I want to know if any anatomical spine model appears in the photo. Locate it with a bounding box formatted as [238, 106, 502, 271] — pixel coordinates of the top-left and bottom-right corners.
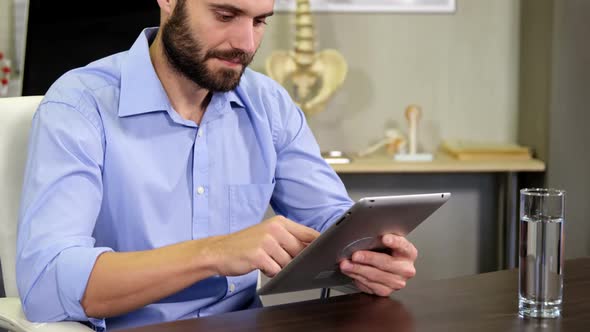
[266, 0, 348, 116]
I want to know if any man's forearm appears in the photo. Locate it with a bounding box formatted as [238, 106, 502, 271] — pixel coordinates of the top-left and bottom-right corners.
[80, 215, 320, 318]
[81, 238, 219, 318]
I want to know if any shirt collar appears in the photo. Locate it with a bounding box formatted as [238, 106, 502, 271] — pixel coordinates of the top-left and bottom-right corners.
[118, 28, 171, 117]
[213, 90, 245, 110]
[118, 27, 245, 118]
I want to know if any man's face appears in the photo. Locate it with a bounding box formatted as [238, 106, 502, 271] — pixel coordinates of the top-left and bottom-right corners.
[161, 0, 274, 92]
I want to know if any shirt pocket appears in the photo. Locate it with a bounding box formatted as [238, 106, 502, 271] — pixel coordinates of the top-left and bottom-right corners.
[229, 184, 275, 233]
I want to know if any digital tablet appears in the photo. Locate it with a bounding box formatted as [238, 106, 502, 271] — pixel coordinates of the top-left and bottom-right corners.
[257, 192, 451, 295]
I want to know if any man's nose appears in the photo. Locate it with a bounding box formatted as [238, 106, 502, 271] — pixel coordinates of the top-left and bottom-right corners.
[230, 22, 257, 54]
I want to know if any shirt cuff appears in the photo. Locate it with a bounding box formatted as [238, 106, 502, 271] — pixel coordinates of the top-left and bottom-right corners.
[226, 270, 258, 297]
[56, 246, 113, 322]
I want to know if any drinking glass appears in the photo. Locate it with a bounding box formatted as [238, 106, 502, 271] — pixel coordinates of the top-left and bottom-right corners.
[519, 188, 565, 318]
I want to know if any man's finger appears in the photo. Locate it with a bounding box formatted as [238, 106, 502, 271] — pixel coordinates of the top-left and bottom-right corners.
[340, 259, 406, 288]
[347, 272, 394, 297]
[260, 254, 282, 277]
[276, 229, 307, 258]
[267, 218, 313, 256]
[353, 279, 374, 295]
[265, 238, 293, 268]
[351, 251, 416, 279]
[281, 218, 320, 243]
[382, 234, 418, 260]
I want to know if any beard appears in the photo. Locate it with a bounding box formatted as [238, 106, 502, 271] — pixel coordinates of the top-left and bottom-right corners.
[161, 0, 254, 92]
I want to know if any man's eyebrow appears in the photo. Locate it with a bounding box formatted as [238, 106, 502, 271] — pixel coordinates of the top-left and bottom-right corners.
[208, 3, 274, 19]
[255, 11, 274, 20]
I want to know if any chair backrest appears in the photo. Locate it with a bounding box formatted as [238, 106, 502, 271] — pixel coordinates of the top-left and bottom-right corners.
[0, 96, 44, 298]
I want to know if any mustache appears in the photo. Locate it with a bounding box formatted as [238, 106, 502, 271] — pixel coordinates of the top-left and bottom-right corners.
[205, 49, 252, 66]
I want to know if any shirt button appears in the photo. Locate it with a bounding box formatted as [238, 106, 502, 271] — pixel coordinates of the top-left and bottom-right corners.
[197, 130, 204, 138]
[229, 283, 236, 293]
[197, 186, 205, 195]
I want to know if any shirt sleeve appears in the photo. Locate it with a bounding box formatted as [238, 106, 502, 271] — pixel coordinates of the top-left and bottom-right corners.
[16, 100, 113, 329]
[269, 87, 354, 232]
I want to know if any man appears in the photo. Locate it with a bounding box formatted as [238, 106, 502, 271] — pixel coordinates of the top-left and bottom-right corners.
[16, 0, 418, 330]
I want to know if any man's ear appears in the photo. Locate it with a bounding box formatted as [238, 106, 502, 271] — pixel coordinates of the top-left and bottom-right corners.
[156, 0, 174, 15]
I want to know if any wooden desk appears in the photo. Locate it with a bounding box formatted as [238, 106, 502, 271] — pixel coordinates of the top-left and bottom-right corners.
[120, 258, 589, 332]
[330, 154, 545, 174]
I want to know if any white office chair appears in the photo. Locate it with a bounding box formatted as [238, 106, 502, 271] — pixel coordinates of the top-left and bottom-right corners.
[0, 96, 92, 332]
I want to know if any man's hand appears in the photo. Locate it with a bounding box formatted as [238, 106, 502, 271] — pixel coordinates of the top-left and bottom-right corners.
[339, 234, 417, 297]
[207, 216, 320, 277]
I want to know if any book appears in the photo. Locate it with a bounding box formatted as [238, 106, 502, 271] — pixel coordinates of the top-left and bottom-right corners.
[441, 140, 532, 161]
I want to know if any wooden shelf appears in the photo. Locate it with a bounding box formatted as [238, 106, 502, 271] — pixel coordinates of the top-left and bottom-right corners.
[330, 153, 546, 174]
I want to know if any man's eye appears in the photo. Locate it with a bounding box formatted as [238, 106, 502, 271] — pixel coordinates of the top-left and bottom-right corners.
[216, 13, 234, 22]
[254, 18, 268, 27]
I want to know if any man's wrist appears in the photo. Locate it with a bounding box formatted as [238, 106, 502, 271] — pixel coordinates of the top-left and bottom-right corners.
[189, 236, 224, 276]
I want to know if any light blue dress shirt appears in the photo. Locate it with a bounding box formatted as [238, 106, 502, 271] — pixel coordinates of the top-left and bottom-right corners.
[16, 28, 353, 330]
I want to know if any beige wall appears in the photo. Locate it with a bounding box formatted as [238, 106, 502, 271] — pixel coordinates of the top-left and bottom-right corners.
[0, 0, 14, 60]
[251, 0, 521, 153]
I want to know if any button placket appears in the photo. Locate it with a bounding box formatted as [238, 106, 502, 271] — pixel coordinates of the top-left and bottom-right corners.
[192, 124, 209, 239]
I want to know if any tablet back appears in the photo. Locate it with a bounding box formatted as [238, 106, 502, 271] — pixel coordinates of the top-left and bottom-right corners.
[257, 192, 451, 295]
